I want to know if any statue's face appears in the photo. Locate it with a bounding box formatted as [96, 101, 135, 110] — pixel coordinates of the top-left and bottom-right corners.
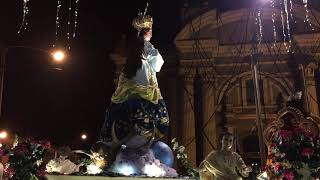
[281, 112, 299, 127]
[221, 135, 233, 150]
[144, 29, 152, 41]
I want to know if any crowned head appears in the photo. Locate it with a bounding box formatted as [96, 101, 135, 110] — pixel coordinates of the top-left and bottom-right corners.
[132, 13, 153, 31]
[132, 14, 153, 41]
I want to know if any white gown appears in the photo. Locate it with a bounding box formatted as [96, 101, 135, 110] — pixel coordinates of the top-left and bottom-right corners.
[132, 41, 164, 86]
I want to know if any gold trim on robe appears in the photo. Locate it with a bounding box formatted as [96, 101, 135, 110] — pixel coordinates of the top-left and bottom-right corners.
[111, 73, 162, 104]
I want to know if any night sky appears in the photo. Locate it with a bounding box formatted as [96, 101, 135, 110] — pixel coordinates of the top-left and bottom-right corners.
[0, 0, 257, 147]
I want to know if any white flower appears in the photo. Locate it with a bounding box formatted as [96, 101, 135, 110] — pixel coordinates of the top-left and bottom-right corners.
[36, 159, 43, 166]
[171, 138, 177, 143]
[177, 154, 181, 159]
[178, 146, 185, 153]
[183, 154, 188, 159]
[173, 143, 179, 151]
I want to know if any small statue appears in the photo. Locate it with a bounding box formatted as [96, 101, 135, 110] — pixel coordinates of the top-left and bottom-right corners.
[198, 132, 252, 180]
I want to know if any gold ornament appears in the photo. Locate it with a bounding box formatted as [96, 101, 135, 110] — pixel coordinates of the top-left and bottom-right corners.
[132, 14, 153, 31]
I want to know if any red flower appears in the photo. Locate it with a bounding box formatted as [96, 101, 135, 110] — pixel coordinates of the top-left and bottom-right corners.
[279, 130, 293, 143]
[13, 143, 29, 155]
[293, 128, 305, 135]
[283, 170, 294, 180]
[0, 148, 4, 156]
[36, 166, 46, 177]
[268, 154, 274, 159]
[27, 137, 38, 144]
[4, 166, 16, 177]
[301, 148, 314, 156]
[41, 140, 51, 150]
[274, 162, 281, 172]
[304, 130, 315, 139]
[270, 143, 277, 148]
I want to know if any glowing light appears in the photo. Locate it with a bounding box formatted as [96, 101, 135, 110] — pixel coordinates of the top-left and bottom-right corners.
[67, 0, 72, 50]
[257, 9, 263, 44]
[284, 0, 292, 51]
[280, 0, 288, 50]
[143, 163, 166, 177]
[52, 50, 65, 62]
[92, 153, 106, 170]
[18, 0, 30, 34]
[112, 163, 137, 176]
[81, 134, 87, 140]
[259, 0, 314, 50]
[303, 0, 314, 30]
[289, 0, 295, 22]
[73, 0, 80, 38]
[54, 0, 62, 47]
[71, 150, 106, 174]
[0, 131, 8, 139]
[86, 163, 103, 174]
[271, 0, 277, 47]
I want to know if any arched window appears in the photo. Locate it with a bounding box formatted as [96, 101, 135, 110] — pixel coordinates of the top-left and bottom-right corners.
[246, 79, 264, 105]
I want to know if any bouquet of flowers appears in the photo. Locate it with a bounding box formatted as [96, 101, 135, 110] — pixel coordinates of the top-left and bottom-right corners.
[1, 135, 51, 180]
[266, 127, 320, 180]
[171, 138, 198, 178]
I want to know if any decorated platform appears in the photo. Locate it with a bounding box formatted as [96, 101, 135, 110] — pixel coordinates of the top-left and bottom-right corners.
[46, 175, 194, 180]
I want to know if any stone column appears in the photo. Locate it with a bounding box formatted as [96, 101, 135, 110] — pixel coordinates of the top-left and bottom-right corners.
[180, 77, 197, 167]
[305, 64, 319, 117]
[202, 80, 218, 157]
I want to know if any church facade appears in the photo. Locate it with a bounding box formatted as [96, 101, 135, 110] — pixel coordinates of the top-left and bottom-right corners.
[111, 3, 320, 167]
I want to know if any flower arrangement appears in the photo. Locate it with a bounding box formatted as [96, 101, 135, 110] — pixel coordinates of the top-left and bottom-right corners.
[1, 135, 51, 180]
[171, 138, 198, 178]
[45, 147, 106, 175]
[266, 127, 320, 180]
[72, 150, 106, 175]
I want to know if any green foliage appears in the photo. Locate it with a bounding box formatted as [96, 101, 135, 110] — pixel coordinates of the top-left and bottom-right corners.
[171, 138, 199, 178]
[1, 135, 51, 180]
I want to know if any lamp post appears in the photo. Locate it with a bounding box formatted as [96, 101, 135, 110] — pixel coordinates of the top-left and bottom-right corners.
[249, 2, 268, 166]
[0, 46, 66, 118]
[251, 37, 267, 166]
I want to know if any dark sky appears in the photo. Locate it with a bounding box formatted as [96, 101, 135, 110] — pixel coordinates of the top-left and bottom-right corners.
[0, 0, 262, 147]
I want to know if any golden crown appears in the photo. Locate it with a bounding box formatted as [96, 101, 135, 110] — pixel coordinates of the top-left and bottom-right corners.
[132, 14, 153, 31]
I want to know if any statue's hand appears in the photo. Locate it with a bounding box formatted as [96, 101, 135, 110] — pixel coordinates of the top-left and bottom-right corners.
[194, 167, 206, 173]
[244, 166, 252, 172]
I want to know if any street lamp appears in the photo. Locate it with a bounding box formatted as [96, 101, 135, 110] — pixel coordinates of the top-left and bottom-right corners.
[0, 46, 66, 118]
[0, 130, 7, 139]
[52, 50, 65, 62]
[81, 133, 87, 140]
